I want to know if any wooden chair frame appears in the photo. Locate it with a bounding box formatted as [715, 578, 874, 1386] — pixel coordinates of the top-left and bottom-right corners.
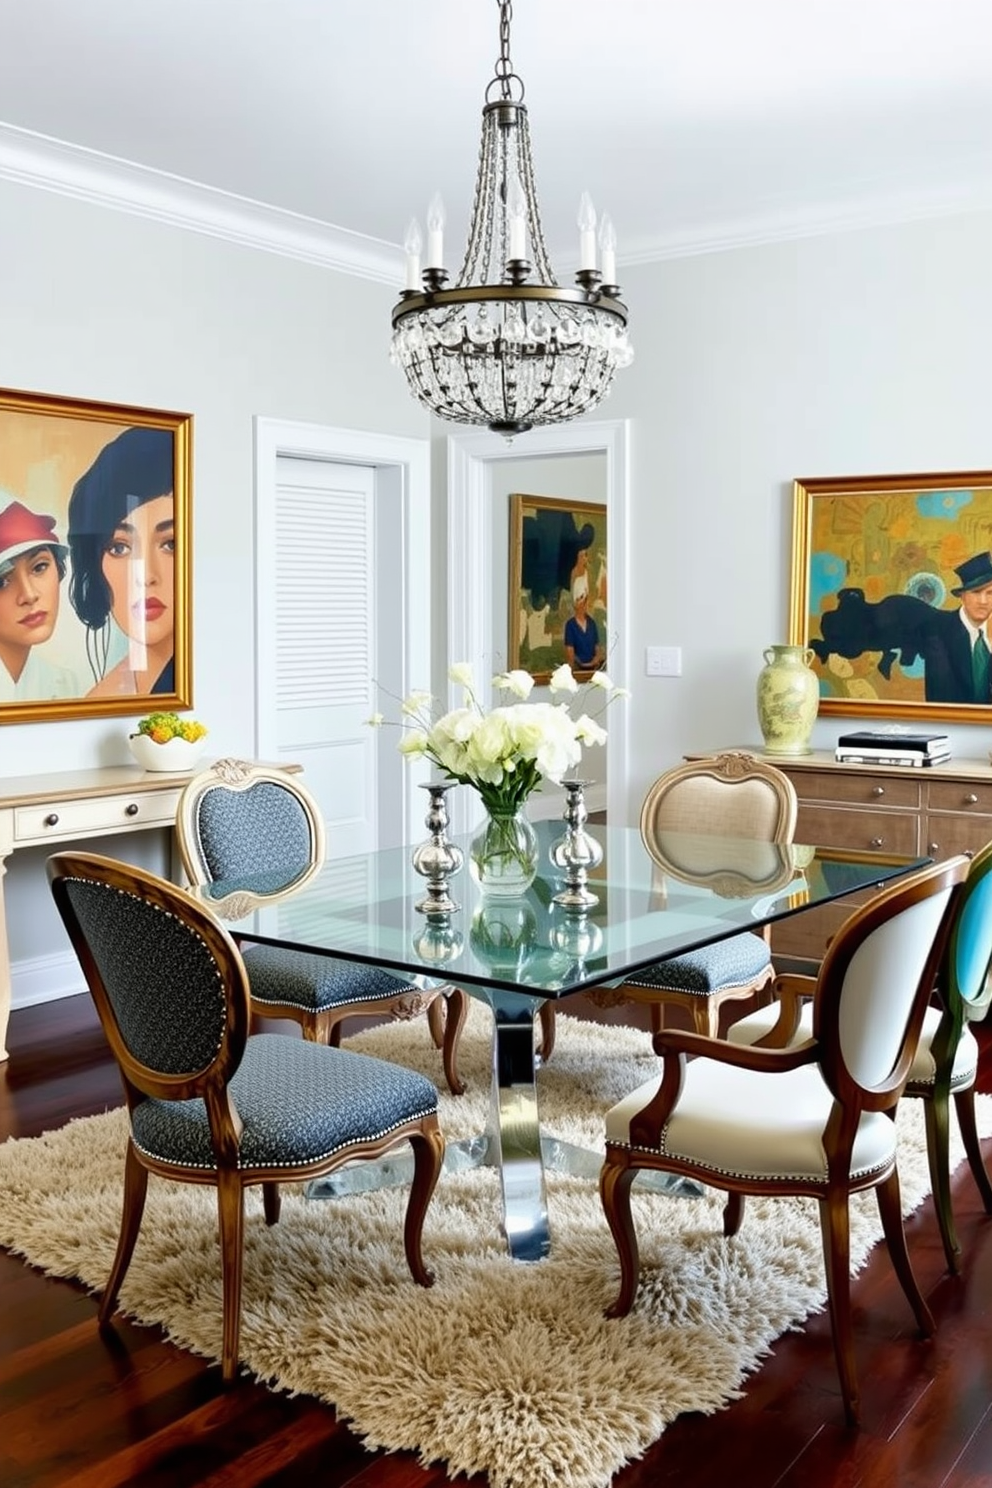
[539, 752, 797, 1059]
[600, 856, 969, 1425]
[742, 839, 992, 1272]
[176, 758, 468, 1094]
[48, 850, 445, 1383]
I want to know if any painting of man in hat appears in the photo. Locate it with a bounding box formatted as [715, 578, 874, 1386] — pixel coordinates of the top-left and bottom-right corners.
[916, 550, 992, 703]
[0, 497, 78, 703]
[809, 549, 992, 706]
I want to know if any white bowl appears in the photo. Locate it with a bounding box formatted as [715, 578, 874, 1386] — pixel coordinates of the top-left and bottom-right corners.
[128, 732, 207, 773]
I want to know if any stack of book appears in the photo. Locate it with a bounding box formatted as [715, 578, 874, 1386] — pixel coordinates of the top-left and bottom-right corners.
[835, 730, 951, 767]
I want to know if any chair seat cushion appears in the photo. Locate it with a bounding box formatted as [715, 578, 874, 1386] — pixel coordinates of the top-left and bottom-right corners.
[624, 930, 771, 996]
[729, 1002, 979, 1093]
[242, 944, 412, 1013]
[605, 1057, 897, 1184]
[130, 1033, 439, 1173]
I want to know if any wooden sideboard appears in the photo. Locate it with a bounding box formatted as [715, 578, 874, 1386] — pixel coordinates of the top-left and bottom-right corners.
[687, 748, 992, 963]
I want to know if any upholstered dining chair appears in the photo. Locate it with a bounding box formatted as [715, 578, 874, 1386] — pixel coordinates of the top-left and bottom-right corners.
[599, 855, 968, 1426]
[729, 838, 992, 1273]
[47, 850, 445, 1384]
[538, 751, 798, 1062]
[176, 758, 468, 1095]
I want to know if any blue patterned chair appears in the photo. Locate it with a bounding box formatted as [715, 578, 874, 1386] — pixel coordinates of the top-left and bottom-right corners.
[176, 759, 468, 1094]
[600, 855, 968, 1426]
[730, 836, 992, 1273]
[48, 850, 445, 1383]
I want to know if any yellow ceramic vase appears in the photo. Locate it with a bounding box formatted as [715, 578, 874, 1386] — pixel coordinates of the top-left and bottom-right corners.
[756, 644, 819, 755]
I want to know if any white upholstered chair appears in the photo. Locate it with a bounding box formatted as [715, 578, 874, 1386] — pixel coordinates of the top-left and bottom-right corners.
[599, 855, 968, 1425]
[729, 838, 992, 1273]
[176, 758, 468, 1094]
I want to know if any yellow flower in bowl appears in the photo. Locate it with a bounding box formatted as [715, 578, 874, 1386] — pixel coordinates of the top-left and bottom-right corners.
[128, 712, 208, 773]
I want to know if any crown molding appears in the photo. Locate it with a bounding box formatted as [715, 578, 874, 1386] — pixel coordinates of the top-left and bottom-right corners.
[4, 121, 992, 281]
[0, 122, 399, 284]
[619, 177, 992, 266]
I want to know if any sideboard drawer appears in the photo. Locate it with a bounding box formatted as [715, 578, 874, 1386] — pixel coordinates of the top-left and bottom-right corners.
[795, 803, 919, 856]
[14, 790, 182, 845]
[926, 779, 992, 814]
[793, 769, 922, 810]
[922, 813, 992, 861]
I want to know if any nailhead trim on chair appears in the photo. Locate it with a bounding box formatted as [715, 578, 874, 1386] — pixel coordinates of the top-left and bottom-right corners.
[130, 1033, 440, 1171]
[624, 931, 771, 994]
[243, 944, 412, 1012]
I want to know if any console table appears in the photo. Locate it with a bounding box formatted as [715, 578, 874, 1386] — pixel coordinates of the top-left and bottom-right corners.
[0, 765, 203, 1061]
[689, 748, 992, 961]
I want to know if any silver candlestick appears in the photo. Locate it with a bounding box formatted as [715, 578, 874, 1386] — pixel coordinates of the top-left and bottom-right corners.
[411, 781, 463, 915]
[549, 778, 603, 909]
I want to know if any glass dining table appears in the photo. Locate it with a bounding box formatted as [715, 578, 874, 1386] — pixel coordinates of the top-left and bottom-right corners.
[188, 819, 927, 1261]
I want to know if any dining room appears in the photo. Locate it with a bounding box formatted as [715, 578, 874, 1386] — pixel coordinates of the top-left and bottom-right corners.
[2, 2, 992, 1484]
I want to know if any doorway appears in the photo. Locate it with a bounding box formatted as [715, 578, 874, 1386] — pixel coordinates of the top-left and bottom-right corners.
[253, 419, 430, 852]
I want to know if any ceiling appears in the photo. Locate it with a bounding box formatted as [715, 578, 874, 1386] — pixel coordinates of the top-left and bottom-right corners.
[2, 0, 992, 279]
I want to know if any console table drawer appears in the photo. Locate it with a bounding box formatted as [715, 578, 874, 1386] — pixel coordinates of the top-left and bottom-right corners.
[14, 790, 182, 845]
[795, 803, 919, 856]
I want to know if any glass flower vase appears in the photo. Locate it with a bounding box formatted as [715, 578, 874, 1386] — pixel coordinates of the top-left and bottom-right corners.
[469, 805, 539, 898]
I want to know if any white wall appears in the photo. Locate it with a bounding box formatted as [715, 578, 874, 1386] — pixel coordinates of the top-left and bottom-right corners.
[603, 208, 992, 814]
[5, 171, 992, 995]
[0, 178, 426, 980]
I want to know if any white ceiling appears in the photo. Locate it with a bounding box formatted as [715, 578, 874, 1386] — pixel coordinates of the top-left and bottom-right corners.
[2, 0, 992, 279]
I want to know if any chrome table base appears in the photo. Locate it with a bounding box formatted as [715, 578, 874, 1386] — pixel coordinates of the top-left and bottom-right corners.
[306, 990, 703, 1260]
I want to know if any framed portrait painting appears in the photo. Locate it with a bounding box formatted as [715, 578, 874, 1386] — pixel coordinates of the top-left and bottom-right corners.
[0, 387, 192, 724]
[508, 493, 607, 683]
[789, 470, 992, 723]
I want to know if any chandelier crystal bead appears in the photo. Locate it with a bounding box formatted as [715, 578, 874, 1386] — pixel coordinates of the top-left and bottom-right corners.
[390, 0, 633, 438]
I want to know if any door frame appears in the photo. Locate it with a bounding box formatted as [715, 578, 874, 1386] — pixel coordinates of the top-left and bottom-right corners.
[446, 418, 631, 829]
[253, 418, 430, 845]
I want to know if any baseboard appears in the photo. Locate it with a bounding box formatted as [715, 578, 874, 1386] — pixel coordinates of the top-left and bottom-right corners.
[11, 950, 87, 1010]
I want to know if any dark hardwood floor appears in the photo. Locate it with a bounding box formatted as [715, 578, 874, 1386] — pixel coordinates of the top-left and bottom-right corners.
[2, 993, 991, 1488]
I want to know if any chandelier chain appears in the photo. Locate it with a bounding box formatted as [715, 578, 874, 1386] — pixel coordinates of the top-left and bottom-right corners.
[486, 0, 524, 103]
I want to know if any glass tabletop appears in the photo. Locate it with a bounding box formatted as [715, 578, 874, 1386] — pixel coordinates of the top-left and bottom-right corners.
[189, 821, 928, 999]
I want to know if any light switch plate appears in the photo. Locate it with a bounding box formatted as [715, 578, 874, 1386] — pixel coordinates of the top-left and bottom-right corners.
[646, 646, 682, 677]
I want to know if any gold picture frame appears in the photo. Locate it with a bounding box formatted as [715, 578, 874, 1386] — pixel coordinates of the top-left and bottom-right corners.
[789, 469, 992, 722]
[508, 493, 607, 683]
[0, 387, 192, 724]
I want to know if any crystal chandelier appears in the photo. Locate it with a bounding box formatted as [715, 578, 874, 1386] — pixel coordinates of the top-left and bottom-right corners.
[390, 0, 633, 438]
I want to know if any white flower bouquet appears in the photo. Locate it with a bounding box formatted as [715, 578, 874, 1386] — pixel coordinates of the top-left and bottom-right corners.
[371, 661, 626, 816]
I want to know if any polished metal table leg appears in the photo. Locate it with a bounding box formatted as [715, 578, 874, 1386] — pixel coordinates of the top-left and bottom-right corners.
[485, 988, 550, 1262]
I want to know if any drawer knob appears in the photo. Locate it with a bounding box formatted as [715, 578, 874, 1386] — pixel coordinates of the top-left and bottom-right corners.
[125, 802, 139, 817]
[928, 842, 940, 855]
[965, 793, 979, 805]
[44, 812, 59, 828]
[871, 785, 885, 798]
[870, 836, 884, 848]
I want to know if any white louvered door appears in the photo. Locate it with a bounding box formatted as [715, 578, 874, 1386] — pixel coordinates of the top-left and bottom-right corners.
[272, 456, 380, 856]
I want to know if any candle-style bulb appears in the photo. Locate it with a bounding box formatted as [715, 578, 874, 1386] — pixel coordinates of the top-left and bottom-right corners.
[577, 192, 597, 271]
[506, 178, 527, 261]
[598, 212, 617, 285]
[426, 192, 446, 269]
[404, 217, 423, 290]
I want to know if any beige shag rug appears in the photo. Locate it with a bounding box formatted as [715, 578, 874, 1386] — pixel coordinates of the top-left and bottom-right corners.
[2, 1003, 990, 1488]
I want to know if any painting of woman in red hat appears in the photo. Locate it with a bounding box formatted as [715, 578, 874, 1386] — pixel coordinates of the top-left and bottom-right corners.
[0, 497, 78, 703]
